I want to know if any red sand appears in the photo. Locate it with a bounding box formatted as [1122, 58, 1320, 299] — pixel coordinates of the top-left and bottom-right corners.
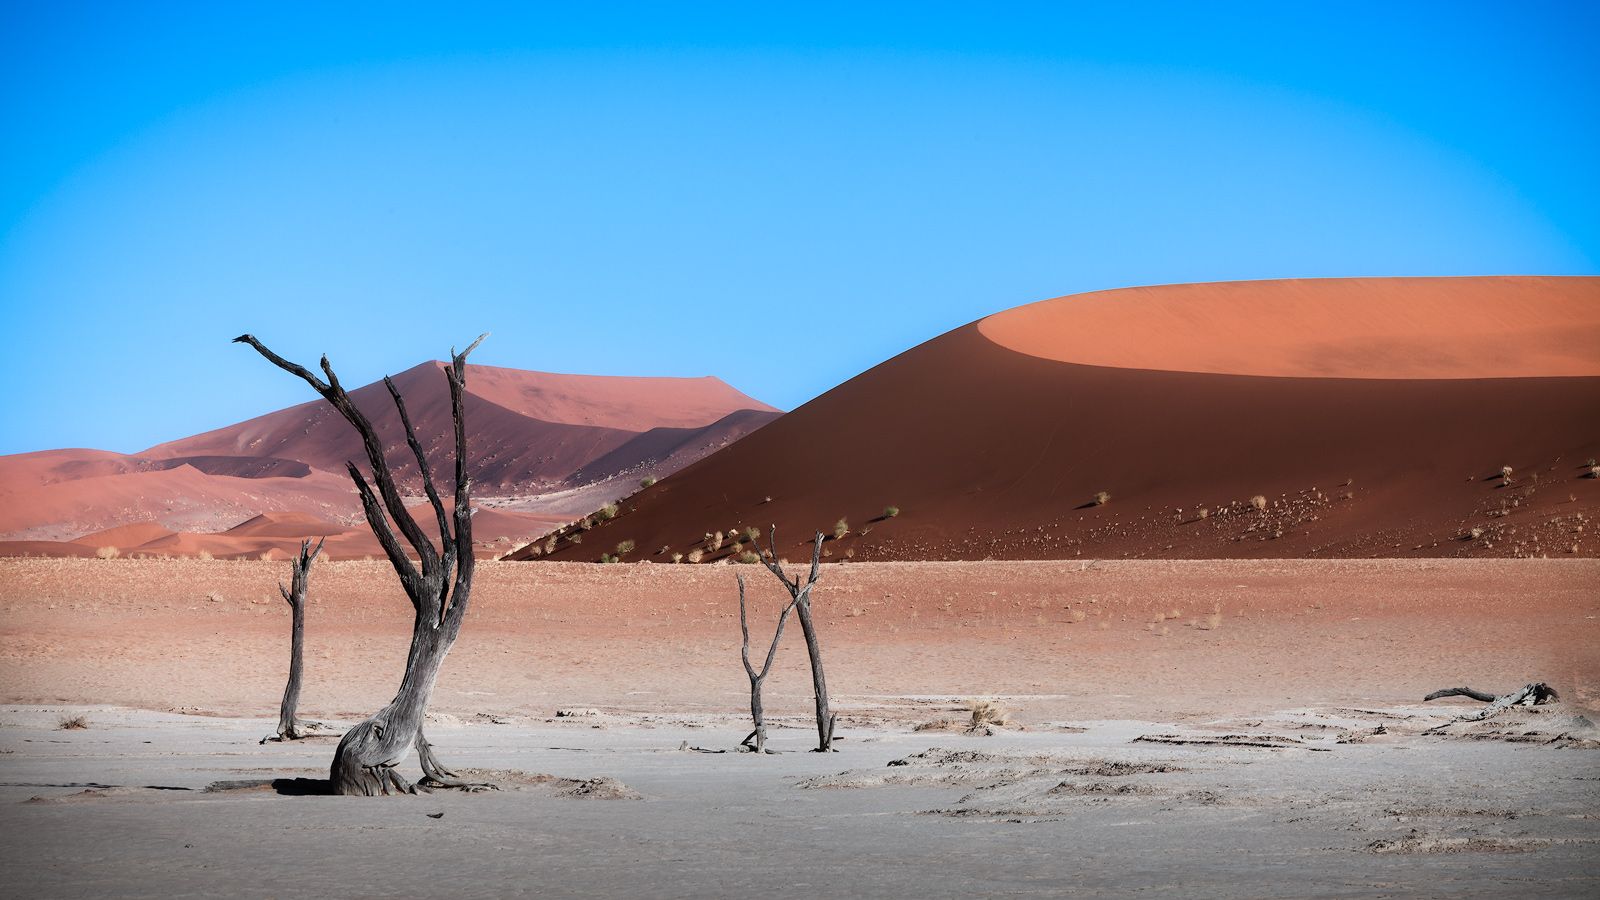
[521, 277, 1600, 564]
[980, 276, 1600, 379]
[2, 558, 1594, 722]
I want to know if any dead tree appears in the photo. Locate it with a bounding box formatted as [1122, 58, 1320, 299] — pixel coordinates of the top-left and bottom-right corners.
[1424, 682, 1559, 724]
[270, 537, 323, 741]
[754, 527, 837, 751]
[737, 573, 798, 753]
[236, 332, 489, 795]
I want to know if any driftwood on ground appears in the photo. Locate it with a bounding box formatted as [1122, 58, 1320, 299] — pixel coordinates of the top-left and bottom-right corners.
[1424, 682, 1560, 725]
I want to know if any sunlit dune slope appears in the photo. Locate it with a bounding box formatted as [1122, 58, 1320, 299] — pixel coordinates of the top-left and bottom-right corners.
[521, 277, 1600, 563]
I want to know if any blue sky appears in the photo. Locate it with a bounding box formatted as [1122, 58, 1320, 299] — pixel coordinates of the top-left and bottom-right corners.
[2, 2, 1595, 456]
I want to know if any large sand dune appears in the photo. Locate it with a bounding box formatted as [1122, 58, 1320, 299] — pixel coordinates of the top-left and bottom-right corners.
[521, 276, 1600, 564]
[1, 363, 780, 557]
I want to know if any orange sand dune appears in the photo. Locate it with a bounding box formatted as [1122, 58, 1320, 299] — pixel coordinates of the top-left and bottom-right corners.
[70, 521, 177, 548]
[980, 276, 1600, 379]
[520, 277, 1600, 564]
[2, 362, 780, 554]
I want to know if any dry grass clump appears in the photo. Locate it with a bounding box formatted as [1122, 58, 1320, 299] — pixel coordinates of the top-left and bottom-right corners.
[614, 539, 636, 556]
[1500, 465, 1514, 481]
[833, 518, 849, 540]
[597, 504, 619, 521]
[742, 526, 761, 543]
[670, 552, 683, 563]
[1093, 492, 1110, 506]
[965, 699, 1011, 727]
[709, 531, 724, 552]
[639, 476, 657, 488]
[739, 550, 761, 564]
[1250, 495, 1267, 510]
[95, 546, 119, 560]
[1197, 508, 1209, 519]
[687, 549, 704, 564]
[883, 505, 899, 518]
[57, 715, 88, 730]
[1587, 466, 1600, 479]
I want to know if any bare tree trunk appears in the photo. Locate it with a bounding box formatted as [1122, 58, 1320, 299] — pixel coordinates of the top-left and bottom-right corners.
[755, 528, 837, 751]
[273, 537, 323, 740]
[237, 332, 490, 795]
[738, 573, 797, 753]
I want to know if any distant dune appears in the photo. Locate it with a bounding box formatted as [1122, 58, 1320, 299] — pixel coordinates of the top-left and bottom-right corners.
[519, 276, 1600, 563]
[0, 363, 780, 558]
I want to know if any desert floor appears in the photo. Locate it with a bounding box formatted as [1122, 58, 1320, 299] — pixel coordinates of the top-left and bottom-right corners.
[1, 558, 1597, 897]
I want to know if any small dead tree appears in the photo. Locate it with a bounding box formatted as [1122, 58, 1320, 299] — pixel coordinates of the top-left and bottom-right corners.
[737, 573, 798, 753]
[754, 527, 837, 751]
[269, 537, 323, 741]
[236, 332, 488, 795]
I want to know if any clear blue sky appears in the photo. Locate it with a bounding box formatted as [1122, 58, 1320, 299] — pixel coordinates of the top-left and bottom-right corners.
[2, 2, 1595, 456]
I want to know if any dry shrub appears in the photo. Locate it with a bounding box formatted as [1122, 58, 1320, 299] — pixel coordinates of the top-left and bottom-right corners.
[742, 526, 760, 543]
[833, 518, 849, 539]
[728, 540, 743, 555]
[711, 531, 724, 552]
[1093, 492, 1110, 506]
[1250, 495, 1267, 510]
[615, 539, 636, 556]
[94, 546, 119, 560]
[640, 476, 657, 488]
[57, 715, 88, 730]
[883, 505, 899, 518]
[1501, 465, 1514, 480]
[670, 552, 683, 563]
[1197, 508, 1210, 519]
[739, 551, 761, 564]
[687, 549, 704, 564]
[1588, 466, 1600, 479]
[965, 699, 1010, 726]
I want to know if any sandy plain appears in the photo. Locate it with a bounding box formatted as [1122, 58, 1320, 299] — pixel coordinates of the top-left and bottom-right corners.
[1, 557, 1597, 897]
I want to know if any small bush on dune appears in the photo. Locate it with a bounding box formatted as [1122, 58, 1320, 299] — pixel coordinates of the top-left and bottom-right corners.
[833, 518, 849, 540]
[615, 539, 636, 556]
[711, 531, 724, 552]
[1250, 495, 1267, 510]
[742, 526, 761, 543]
[58, 715, 88, 730]
[670, 552, 683, 563]
[687, 549, 704, 564]
[95, 546, 119, 560]
[739, 550, 761, 564]
[640, 476, 657, 488]
[1093, 492, 1110, 506]
[597, 504, 619, 521]
[883, 505, 899, 518]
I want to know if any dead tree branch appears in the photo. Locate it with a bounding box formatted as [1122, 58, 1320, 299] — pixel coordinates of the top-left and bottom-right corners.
[738, 573, 798, 753]
[1424, 682, 1560, 727]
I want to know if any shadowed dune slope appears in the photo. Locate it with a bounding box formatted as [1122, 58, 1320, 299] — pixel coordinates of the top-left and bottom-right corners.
[2, 363, 780, 552]
[522, 277, 1600, 563]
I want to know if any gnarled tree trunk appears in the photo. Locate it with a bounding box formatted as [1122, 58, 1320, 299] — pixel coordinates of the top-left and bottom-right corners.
[755, 528, 837, 751]
[237, 332, 489, 795]
[272, 537, 323, 740]
[738, 573, 797, 753]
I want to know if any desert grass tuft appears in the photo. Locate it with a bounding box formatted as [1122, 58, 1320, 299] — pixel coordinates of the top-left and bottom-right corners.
[1250, 495, 1267, 510]
[883, 505, 899, 518]
[639, 476, 657, 488]
[95, 546, 119, 560]
[670, 552, 683, 563]
[739, 550, 761, 564]
[965, 699, 1011, 726]
[57, 715, 88, 730]
[1093, 491, 1110, 506]
[833, 518, 849, 540]
[742, 526, 761, 543]
[687, 549, 704, 563]
[615, 539, 636, 556]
